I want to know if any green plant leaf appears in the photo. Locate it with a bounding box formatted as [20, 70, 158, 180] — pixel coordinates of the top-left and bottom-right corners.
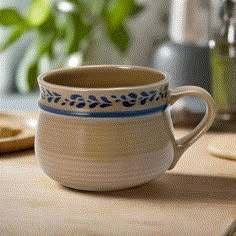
[38, 30, 56, 58]
[26, 0, 51, 27]
[0, 26, 27, 51]
[37, 16, 57, 57]
[69, 0, 90, 17]
[16, 43, 39, 93]
[65, 13, 91, 54]
[26, 61, 39, 91]
[87, 0, 106, 16]
[106, 23, 129, 53]
[0, 8, 25, 26]
[105, 0, 142, 30]
[129, 4, 144, 17]
[64, 15, 78, 54]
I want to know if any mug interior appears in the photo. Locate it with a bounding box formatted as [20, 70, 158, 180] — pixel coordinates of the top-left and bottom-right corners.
[41, 66, 166, 89]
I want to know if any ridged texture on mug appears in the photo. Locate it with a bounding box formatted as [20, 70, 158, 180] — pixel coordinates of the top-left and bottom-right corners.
[35, 110, 174, 191]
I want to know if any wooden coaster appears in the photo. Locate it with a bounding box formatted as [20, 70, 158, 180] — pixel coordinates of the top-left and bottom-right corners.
[0, 112, 37, 153]
[208, 136, 236, 161]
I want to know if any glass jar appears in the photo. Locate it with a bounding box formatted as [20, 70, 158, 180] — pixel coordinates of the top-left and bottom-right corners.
[209, 0, 236, 131]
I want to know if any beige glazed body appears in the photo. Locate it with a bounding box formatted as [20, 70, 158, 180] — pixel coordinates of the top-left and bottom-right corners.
[35, 65, 215, 191]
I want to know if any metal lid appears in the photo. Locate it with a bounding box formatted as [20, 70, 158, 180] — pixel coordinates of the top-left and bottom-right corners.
[169, 0, 210, 45]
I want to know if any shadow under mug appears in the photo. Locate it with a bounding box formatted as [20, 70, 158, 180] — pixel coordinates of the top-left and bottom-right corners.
[35, 65, 215, 191]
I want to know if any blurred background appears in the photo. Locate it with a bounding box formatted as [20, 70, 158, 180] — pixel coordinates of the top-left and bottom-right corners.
[0, 0, 235, 130]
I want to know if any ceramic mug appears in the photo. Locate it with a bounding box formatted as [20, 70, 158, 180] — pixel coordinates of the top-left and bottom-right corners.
[35, 65, 215, 191]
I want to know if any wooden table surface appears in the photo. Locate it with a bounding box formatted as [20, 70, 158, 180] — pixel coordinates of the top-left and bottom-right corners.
[0, 112, 236, 236]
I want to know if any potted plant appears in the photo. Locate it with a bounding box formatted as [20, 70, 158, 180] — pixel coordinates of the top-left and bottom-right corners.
[0, 0, 143, 93]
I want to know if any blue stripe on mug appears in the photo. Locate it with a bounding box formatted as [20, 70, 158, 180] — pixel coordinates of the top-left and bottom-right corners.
[39, 103, 168, 118]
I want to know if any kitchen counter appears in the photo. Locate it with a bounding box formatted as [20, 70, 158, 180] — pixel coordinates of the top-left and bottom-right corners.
[0, 112, 235, 235]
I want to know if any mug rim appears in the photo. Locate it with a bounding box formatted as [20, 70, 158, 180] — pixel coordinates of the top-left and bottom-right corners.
[38, 65, 169, 92]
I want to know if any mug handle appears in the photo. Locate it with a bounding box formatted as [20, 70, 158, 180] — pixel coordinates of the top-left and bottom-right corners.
[168, 86, 216, 169]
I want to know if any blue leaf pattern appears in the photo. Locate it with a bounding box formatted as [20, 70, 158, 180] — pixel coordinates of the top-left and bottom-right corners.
[141, 92, 149, 97]
[88, 95, 98, 101]
[140, 97, 148, 105]
[149, 94, 156, 102]
[100, 103, 112, 108]
[149, 90, 156, 94]
[46, 89, 53, 96]
[123, 101, 135, 107]
[101, 96, 112, 103]
[76, 102, 86, 108]
[54, 97, 61, 103]
[53, 92, 61, 96]
[41, 86, 168, 110]
[128, 93, 137, 98]
[70, 94, 82, 100]
[47, 97, 53, 103]
[89, 103, 99, 108]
